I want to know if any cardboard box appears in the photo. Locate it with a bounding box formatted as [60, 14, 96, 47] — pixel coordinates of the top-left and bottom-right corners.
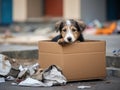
[38, 40, 106, 81]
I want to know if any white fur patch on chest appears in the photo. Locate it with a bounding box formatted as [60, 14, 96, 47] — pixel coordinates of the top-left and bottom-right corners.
[66, 20, 71, 26]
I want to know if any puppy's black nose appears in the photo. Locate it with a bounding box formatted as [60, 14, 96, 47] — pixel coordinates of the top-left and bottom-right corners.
[67, 37, 72, 42]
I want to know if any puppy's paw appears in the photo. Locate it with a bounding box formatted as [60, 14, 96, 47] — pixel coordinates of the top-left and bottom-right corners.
[58, 39, 66, 45]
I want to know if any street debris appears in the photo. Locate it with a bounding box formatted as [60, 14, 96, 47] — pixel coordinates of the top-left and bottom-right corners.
[0, 77, 5, 83]
[4, 30, 14, 38]
[18, 77, 46, 87]
[88, 19, 103, 28]
[77, 85, 91, 89]
[0, 54, 20, 77]
[105, 81, 111, 84]
[42, 65, 67, 86]
[83, 19, 120, 35]
[112, 49, 120, 56]
[0, 54, 12, 76]
[0, 54, 67, 87]
[18, 65, 67, 87]
[11, 82, 17, 86]
[6, 76, 15, 81]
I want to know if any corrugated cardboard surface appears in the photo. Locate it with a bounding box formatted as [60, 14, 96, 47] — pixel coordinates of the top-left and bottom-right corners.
[38, 40, 106, 81]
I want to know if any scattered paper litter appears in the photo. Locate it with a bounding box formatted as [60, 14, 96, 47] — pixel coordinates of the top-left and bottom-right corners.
[11, 82, 17, 86]
[0, 54, 11, 76]
[0, 54, 67, 87]
[6, 76, 15, 81]
[18, 65, 67, 87]
[28, 63, 40, 76]
[43, 65, 67, 85]
[0, 77, 5, 83]
[18, 77, 49, 87]
[77, 85, 91, 89]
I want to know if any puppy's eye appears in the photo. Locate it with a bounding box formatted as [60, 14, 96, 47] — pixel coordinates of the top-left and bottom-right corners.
[72, 29, 77, 32]
[62, 29, 66, 32]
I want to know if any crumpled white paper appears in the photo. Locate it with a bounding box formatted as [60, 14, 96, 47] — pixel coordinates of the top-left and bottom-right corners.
[0, 54, 67, 87]
[43, 65, 67, 85]
[17, 63, 40, 79]
[0, 77, 5, 83]
[77, 85, 91, 89]
[18, 65, 67, 87]
[19, 77, 47, 87]
[28, 63, 39, 76]
[6, 76, 15, 81]
[0, 54, 11, 76]
[17, 65, 28, 78]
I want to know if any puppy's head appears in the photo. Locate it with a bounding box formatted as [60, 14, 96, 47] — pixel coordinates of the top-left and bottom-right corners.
[55, 19, 86, 43]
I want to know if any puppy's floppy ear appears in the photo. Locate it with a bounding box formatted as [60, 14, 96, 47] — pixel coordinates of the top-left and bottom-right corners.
[55, 20, 63, 32]
[75, 19, 86, 32]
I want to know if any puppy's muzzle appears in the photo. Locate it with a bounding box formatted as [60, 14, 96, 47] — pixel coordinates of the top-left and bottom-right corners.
[67, 37, 72, 42]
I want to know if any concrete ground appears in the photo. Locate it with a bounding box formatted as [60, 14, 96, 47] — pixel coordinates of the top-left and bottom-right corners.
[0, 76, 120, 90]
[1, 34, 120, 57]
[0, 21, 120, 56]
[84, 35, 120, 56]
[0, 22, 120, 90]
[0, 35, 120, 90]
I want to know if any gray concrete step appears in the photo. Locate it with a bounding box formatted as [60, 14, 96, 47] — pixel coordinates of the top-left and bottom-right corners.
[1, 49, 38, 59]
[1, 49, 120, 78]
[1, 50, 120, 67]
[106, 56, 120, 68]
[107, 67, 120, 77]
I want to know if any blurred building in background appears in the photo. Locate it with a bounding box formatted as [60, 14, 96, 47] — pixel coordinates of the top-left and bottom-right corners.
[0, 0, 12, 24]
[0, 0, 120, 24]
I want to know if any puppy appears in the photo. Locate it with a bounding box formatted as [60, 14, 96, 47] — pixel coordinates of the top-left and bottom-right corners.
[52, 19, 86, 45]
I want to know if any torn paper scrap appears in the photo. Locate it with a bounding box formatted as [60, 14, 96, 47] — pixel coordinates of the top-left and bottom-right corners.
[31, 68, 43, 81]
[43, 65, 67, 85]
[27, 63, 40, 76]
[6, 76, 15, 81]
[77, 85, 91, 89]
[18, 65, 67, 87]
[0, 54, 20, 78]
[18, 77, 49, 87]
[0, 54, 11, 76]
[0, 77, 5, 83]
[17, 63, 40, 80]
[17, 65, 28, 79]
[11, 82, 17, 86]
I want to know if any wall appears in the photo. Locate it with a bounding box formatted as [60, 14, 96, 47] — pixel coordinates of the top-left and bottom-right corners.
[63, 0, 80, 19]
[0, 0, 2, 23]
[0, 0, 12, 24]
[27, 0, 43, 18]
[13, 0, 27, 22]
[12, 0, 106, 22]
[80, 0, 106, 23]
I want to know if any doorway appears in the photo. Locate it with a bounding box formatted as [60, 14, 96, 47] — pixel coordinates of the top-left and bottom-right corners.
[44, 0, 63, 17]
[107, 0, 120, 21]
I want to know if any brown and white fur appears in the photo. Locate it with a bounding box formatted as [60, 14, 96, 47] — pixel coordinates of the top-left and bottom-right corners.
[52, 19, 86, 45]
